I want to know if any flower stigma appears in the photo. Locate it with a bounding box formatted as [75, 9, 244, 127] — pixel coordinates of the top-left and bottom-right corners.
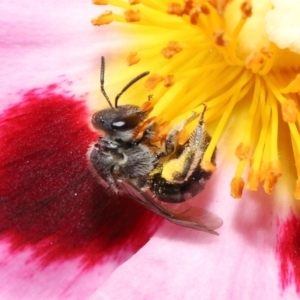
[92, 0, 300, 200]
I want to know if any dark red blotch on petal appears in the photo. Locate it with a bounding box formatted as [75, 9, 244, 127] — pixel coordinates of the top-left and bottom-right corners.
[0, 86, 162, 267]
[277, 211, 300, 294]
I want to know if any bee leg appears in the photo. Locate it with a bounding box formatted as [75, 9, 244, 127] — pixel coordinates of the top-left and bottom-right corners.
[89, 147, 120, 193]
[161, 105, 211, 184]
[160, 111, 199, 157]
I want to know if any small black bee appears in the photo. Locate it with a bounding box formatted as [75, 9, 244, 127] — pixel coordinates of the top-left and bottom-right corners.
[89, 57, 222, 234]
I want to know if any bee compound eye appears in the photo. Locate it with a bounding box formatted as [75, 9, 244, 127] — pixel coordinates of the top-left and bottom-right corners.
[111, 114, 141, 131]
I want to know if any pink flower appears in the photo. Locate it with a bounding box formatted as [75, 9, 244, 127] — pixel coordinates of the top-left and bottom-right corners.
[1, 0, 300, 299]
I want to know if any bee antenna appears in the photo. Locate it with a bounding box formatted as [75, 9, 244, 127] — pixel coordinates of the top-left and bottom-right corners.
[199, 103, 207, 124]
[100, 56, 114, 108]
[115, 71, 150, 108]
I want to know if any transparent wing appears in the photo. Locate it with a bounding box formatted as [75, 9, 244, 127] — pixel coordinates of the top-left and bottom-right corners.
[118, 180, 223, 235]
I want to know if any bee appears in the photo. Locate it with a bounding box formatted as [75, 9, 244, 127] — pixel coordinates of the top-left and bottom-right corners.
[89, 57, 223, 234]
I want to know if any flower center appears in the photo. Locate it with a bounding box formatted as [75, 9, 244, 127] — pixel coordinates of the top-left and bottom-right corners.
[92, 0, 300, 200]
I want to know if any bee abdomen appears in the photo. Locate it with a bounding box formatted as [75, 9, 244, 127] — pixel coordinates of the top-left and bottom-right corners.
[149, 166, 213, 203]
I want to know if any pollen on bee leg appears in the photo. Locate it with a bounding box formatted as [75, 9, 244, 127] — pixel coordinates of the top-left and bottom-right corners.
[91, 10, 113, 25]
[124, 9, 141, 22]
[230, 177, 244, 199]
[145, 74, 163, 90]
[263, 160, 282, 194]
[281, 100, 299, 123]
[126, 52, 140, 66]
[235, 142, 250, 160]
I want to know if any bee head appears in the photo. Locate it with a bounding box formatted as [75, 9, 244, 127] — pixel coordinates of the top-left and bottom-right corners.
[92, 105, 147, 141]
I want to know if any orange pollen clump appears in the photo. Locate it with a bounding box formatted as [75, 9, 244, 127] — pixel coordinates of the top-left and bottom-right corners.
[213, 31, 227, 47]
[258, 161, 268, 182]
[201, 160, 216, 172]
[92, 0, 108, 5]
[124, 9, 140, 22]
[167, 3, 183, 16]
[161, 41, 183, 59]
[145, 74, 163, 90]
[126, 52, 140, 66]
[139, 100, 154, 114]
[263, 160, 282, 194]
[235, 142, 250, 160]
[91, 10, 113, 26]
[163, 75, 175, 87]
[240, 1, 252, 18]
[230, 177, 245, 199]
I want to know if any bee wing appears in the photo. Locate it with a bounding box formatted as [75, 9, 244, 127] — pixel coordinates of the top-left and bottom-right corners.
[118, 181, 223, 235]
